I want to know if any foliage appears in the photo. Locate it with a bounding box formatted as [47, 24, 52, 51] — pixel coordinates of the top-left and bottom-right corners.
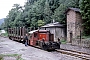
[2, 0, 80, 30]
[79, 0, 90, 35]
[60, 39, 66, 44]
[1, 33, 8, 37]
[0, 30, 8, 37]
[81, 35, 90, 39]
[37, 20, 45, 27]
[44, 0, 53, 23]
[0, 54, 23, 60]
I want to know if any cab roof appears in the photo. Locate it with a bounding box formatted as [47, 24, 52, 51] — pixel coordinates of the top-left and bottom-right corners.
[28, 30, 49, 34]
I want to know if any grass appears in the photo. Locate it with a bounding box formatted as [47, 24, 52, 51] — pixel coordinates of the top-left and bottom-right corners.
[60, 39, 66, 44]
[0, 30, 8, 37]
[1, 33, 8, 37]
[0, 54, 23, 60]
[76, 35, 90, 39]
[0, 56, 3, 60]
[76, 35, 90, 41]
[81, 35, 90, 39]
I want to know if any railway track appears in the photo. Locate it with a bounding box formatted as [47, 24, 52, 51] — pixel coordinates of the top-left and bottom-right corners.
[56, 48, 90, 60]
[34, 45, 90, 60]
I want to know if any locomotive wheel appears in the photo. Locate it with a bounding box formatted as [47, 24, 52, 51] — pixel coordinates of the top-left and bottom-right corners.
[41, 42, 47, 50]
[11, 38, 14, 41]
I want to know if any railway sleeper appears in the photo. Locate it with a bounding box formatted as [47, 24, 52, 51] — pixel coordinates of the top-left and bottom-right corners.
[56, 49, 90, 59]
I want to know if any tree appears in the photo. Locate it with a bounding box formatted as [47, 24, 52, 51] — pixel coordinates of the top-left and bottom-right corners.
[4, 4, 23, 28]
[44, 0, 53, 24]
[52, 0, 80, 24]
[2, 0, 80, 30]
[37, 20, 45, 27]
[53, 4, 66, 23]
[79, 0, 90, 35]
[49, 0, 60, 13]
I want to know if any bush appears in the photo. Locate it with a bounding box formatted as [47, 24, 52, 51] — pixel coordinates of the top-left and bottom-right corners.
[0, 54, 23, 60]
[81, 35, 90, 39]
[1, 33, 8, 37]
[60, 39, 66, 44]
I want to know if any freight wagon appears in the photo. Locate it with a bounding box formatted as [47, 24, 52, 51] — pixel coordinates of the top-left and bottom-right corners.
[8, 27, 60, 50]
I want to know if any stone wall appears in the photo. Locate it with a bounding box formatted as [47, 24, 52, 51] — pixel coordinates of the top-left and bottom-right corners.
[75, 12, 83, 37]
[67, 10, 82, 43]
[67, 10, 76, 42]
[72, 39, 90, 48]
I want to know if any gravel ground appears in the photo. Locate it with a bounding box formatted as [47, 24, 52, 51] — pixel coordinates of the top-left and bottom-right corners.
[60, 44, 90, 54]
[0, 36, 82, 60]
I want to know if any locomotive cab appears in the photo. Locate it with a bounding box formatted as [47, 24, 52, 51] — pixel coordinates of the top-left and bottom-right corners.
[28, 30, 38, 46]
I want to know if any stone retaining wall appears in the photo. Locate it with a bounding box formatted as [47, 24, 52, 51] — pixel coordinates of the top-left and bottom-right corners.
[72, 39, 90, 48]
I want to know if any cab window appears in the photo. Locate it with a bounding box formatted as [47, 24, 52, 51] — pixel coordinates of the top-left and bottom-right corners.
[34, 33, 37, 37]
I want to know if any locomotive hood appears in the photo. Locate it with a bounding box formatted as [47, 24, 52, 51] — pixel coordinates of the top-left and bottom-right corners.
[28, 30, 38, 34]
[28, 30, 50, 34]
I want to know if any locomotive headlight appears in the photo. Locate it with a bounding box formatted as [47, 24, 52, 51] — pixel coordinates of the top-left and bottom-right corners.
[21, 39, 23, 41]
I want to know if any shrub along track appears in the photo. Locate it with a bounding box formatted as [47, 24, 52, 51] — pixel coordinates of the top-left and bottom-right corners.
[56, 48, 90, 60]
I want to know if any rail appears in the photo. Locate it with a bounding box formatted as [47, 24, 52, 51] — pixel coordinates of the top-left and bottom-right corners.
[56, 48, 90, 60]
